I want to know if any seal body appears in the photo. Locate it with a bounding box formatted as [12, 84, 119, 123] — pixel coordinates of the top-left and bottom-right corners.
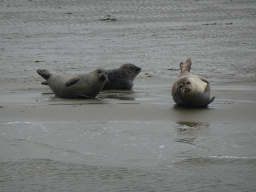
[36, 69, 107, 98]
[102, 63, 141, 90]
[171, 58, 215, 107]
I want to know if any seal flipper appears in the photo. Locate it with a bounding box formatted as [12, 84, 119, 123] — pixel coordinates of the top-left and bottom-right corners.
[75, 94, 93, 99]
[204, 96, 215, 107]
[65, 76, 79, 86]
[199, 76, 209, 84]
[180, 58, 192, 74]
[37, 69, 50, 80]
[41, 80, 48, 85]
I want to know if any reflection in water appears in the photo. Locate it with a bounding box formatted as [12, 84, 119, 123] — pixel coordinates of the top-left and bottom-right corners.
[47, 96, 107, 105]
[175, 137, 196, 145]
[175, 121, 209, 145]
[172, 104, 213, 110]
[176, 121, 209, 132]
[41, 90, 137, 104]
[100, 94, 135, 101]
[99, 90, 135, 101]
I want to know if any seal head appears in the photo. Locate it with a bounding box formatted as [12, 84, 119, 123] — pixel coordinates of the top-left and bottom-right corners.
[103, 63, 141, 90]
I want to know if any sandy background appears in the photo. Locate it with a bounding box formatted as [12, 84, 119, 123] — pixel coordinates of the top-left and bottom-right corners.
[0, 0, 256, 191]
[0, 0, 255, 123]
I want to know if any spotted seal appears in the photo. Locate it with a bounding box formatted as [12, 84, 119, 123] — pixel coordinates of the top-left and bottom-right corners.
[36, 69, 107, 98]
[102, 63, 141, 90]
[171, 58, 215, 107]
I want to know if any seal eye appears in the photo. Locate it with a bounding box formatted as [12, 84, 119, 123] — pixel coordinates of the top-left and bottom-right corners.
[98, 70, 102, 73]
[179, 85, 183, 89]
[130, 66, 135, 71]
[186, 82, 191, 85]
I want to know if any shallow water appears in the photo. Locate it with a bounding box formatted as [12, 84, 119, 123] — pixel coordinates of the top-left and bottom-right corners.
[1, 0, 256, 191]
[1, 120, 256, 191]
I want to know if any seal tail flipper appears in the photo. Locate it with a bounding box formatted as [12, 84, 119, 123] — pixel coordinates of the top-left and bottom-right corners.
[36, 69, 50, 80]
[180, 58, 192, 74]
[205, 96, 215, 107]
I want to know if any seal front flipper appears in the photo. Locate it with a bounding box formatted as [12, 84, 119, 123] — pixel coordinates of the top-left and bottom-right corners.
[41, 80, 48, 85]
[65, 76, 79, 86]
[75, 94, 93, 99]
[37, 69, 50, 80]
[199, 76, 209, 84]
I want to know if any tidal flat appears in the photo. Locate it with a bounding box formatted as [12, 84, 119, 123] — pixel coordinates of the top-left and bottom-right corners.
[1, 0, 256, 191]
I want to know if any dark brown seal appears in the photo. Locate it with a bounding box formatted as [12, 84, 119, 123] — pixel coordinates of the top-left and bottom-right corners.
[102, 63, 141, 90]
[171, 58, 215, 107]
[36, 69, 107, 98]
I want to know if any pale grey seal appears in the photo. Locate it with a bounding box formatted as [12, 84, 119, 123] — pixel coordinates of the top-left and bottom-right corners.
[102, 63, 141, 90]
[171, 58, 215, 107]
[36, 69, 107, 98]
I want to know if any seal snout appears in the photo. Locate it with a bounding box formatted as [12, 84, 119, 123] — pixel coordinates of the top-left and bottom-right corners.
[96, 69, 108, 81]
[99, 73, 107, 81]
[136, 67, 142, 74]
[184, 87, 191, 92]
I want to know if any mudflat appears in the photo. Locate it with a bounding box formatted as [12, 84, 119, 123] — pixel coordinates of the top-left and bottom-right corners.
[1, 76, 255, 124]
[1, 0, 256, 191]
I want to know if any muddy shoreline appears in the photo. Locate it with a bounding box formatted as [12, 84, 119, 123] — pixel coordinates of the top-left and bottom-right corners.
[1, 76, 255, 124]
[1, 0, 256, 191]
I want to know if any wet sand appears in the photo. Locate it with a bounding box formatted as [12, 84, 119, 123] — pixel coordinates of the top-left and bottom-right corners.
[0, 76, 255, 124]
[1, 76, 256, 191]
[1, 0, 256, 191]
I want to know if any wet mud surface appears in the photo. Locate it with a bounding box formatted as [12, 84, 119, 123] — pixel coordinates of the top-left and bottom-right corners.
[1, 0, 256, 191]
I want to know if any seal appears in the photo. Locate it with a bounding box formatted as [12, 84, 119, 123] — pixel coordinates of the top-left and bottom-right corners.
[36, 69, 107, 98]
[102, 63, 141, 90]
[171, 58, 215, 107]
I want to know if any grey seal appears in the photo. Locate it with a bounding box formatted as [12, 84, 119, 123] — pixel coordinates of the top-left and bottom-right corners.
[102, 63, 141, 90]
[36, 69, 107, 98]
[171, 58, 215, 107]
